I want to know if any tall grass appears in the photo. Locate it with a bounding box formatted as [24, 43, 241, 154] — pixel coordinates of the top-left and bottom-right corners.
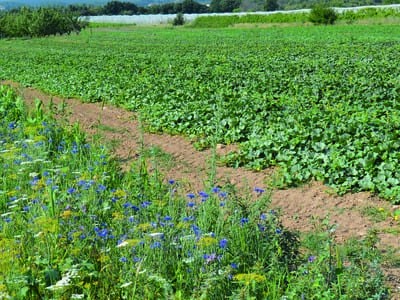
[190, 13, 309, 28]
[0, 84, 389, 299]
[190, 7, 400, 27]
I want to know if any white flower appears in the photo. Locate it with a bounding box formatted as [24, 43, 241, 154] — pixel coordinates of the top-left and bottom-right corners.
[120, 282, 132, 288]
[45, 267, 80, 291]
[117, 241, 129, 248]
[148, 232, 164, 239]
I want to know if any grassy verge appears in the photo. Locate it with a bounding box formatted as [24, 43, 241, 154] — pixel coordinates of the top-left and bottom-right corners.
[0, 84, 391, 299]
[190, 7, 400, 27]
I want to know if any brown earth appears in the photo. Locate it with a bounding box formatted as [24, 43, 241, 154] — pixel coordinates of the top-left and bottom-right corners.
[3, 81, 400, 298]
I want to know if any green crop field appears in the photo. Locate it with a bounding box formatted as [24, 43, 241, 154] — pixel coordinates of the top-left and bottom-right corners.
[0, 24, 399, 299]
[1, 25, 399, 202]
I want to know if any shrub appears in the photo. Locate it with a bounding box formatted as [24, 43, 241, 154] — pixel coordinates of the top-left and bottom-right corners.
[309, 4, 338, 25]
[173, 12, 185, 26]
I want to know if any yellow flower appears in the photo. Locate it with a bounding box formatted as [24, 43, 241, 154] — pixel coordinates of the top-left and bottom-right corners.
[113, 189, 127, 199]
[112, 212, 124, 221]
[33, 135, 47, 142]
[176, 222, 190, 230]
[98, 254, 110, 263]
[196, 236, 217, 248]
[8, 174, 17, 180]
[6, 190, 17, 197]
[137, 223, 152, 232]
[60, 210, 72, 219]
[34, 216, 59, 233]
[234, 273, 266, 285]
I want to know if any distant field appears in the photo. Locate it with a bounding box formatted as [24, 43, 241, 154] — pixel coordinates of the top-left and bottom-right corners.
[1, 25, 400, 202]
[83, 4, 400, 25]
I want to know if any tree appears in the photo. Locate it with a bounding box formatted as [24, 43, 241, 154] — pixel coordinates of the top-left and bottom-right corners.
[264, 0, 279, 11]
[210, 0, 242, 12]
[103, 1, 138, 15]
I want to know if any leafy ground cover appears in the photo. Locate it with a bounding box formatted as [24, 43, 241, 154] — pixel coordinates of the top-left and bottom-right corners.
[0, 25, 400, 203]
[0, 82, 392, 299]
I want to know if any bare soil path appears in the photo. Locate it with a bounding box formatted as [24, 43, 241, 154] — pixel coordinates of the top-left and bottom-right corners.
[3, 81, 400, 297]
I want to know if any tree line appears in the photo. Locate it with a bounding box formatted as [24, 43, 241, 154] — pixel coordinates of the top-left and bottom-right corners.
[66, 0, 280, 15]
[66, 0, 400, 15]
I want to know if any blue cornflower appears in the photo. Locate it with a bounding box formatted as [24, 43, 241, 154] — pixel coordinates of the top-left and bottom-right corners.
[141, 201, 151, 208]
[77, 180, 87, 187]
[198, 191, 209, 199]
[71, 146, 79, 154]
[240, 218, 249, 225]
[150, 241, 161, 249]
[183, 216, 194, 222]
[164, 216, 172, 221]
[187, 202, 195, 208]
[308, 255, 316, 263]
[191, 224, 201, 237]
[168, 179, 175, 185]
[212, 187, 220, 193]
[8, 122, 17, 130]
[230, 263, 238, 269]
[123, 202, 132, 209]
[96, 228, 109, 239]
[96, 184, 106, 193]
[219, 238, 228, 249]
[186, 193, 196, 199]
[67, 187, 76, 195]
[275, 228, 282, 235]
[260, 213, 267, 221]
[218, 192, 227, 198]
[254, 187, 265, 194]
[30, 178, 39, 186]
[203, 253, 221, 264]
[120, 257, 128, 263]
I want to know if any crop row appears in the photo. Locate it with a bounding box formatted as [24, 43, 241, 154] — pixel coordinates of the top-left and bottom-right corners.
[0, 25, 399, 201]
